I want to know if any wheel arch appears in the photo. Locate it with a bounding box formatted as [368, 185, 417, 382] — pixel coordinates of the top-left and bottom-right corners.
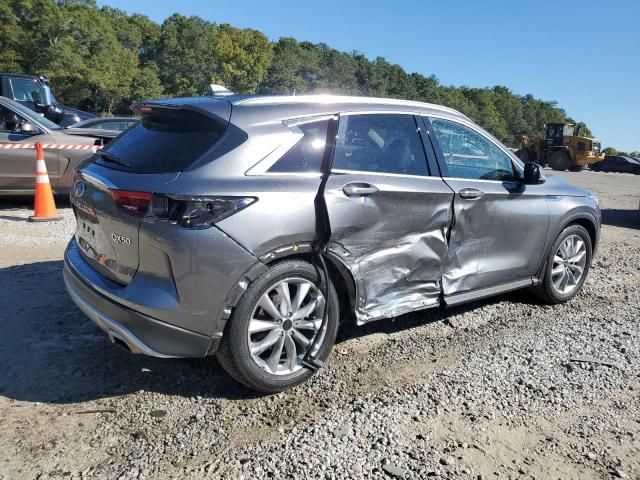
[535, 210, 599, 280]
[217, 244, 357, 336]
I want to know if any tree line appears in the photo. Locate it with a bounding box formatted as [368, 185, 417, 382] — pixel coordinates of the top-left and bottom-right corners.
[0, 0, 609, 149]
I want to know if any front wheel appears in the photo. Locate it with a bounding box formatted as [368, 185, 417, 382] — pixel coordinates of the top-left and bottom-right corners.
[216, 259, 339, 392]
[549, 150, 571, 171]
[532, 224, 592, 304]
[569, 165, 585, 172]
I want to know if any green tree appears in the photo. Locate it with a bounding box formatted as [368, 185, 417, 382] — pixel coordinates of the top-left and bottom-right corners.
[212, 24, 272, 93]
[156, 14, 217, 96]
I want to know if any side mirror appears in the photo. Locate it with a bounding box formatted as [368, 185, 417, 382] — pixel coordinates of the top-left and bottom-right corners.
[523, 162, 545, 185]
[15, 121, 39, 136]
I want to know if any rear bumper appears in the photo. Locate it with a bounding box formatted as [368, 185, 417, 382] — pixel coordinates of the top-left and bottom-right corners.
[64, 243, 217, 358]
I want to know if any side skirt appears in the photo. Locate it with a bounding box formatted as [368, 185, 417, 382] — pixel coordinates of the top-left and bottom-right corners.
[443, 278, 534, 307]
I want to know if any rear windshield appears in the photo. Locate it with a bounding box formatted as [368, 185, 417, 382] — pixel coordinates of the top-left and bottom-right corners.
[96, 109, 226, 173]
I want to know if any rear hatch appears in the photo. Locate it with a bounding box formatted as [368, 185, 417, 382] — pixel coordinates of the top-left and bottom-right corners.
[71, 99, 231, 284]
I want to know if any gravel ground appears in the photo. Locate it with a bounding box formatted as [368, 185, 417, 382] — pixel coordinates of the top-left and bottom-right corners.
[0, 170, 639, 480]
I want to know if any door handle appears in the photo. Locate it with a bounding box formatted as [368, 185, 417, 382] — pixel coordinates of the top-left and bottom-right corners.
[459, 188, 484, 200]
[342, 182, 378, 197]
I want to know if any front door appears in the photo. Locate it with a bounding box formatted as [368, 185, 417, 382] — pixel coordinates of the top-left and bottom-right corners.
[425, 116, 549, 296]
[325, 112, 454, 323]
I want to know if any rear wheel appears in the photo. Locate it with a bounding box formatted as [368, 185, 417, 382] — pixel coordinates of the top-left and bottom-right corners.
[532, 224, 592, 304]
[549, 150, 571, 171]
[569, 165, 585, 172]
[216, 259, 339, 393]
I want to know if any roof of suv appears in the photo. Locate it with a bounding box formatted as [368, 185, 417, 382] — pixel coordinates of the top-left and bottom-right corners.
[137, 94, 469, 125]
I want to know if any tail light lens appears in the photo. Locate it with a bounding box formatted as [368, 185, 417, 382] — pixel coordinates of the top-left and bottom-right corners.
[150, 195, 256, 229]
[111, 190, 153, 217]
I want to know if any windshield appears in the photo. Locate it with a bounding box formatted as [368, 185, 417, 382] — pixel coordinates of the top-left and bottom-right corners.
[7, 99, 62, 131]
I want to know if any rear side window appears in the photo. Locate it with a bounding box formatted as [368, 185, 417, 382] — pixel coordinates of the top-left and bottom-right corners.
[97, 109, 225, 173]
[332, 114, 428, 176]
[269, 120, 329, 173]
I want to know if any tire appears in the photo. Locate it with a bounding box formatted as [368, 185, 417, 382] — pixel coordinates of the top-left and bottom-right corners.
[549, 150, 571, 171]
[216, 259, 339, 393]
[569, 165, 585, 172]
[532, 224, 592, 304]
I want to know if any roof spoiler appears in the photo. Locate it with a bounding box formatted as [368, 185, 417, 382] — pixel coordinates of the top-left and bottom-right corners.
[131, 97, 232, 127]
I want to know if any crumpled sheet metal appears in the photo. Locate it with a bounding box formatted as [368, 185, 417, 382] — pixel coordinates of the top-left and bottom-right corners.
[329, 226, 448, 324]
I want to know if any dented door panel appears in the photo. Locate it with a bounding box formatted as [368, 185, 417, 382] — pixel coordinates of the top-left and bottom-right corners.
[325, 172, 454, 323]
[441, 179, 549, 295]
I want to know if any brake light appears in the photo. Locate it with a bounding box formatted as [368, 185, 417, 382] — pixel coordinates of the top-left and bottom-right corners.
[111, 190, 152, 217]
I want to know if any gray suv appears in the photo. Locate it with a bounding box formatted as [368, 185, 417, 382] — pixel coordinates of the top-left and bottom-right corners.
[64, 95, 600, 392]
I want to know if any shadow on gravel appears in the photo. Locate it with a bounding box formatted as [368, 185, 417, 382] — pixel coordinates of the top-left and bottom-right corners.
[0, 195, 71, 210]
[602, 208, 640, 230]
[0, 260, 542, 404]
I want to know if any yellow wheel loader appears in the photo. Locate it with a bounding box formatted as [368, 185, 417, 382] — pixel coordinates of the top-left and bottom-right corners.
[515, 123, 604, 171]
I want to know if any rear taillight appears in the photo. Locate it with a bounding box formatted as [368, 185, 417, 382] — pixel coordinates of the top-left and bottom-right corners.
[111, 190, 152, 217]
[150, 194, 256, 229]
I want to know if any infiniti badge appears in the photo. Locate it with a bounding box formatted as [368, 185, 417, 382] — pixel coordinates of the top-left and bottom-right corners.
[74, 181, 86, 197]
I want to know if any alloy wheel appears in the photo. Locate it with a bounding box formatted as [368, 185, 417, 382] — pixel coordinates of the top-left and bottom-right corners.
[247, 277, 325, 375]
[551, 234, 587, 295]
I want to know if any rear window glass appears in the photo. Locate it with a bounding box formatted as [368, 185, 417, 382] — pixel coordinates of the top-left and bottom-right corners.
[269, 120, 329, 173]
[97, 109, 225, 173]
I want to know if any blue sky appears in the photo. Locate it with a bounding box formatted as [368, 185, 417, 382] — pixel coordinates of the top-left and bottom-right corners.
[97, 0, 640, 152]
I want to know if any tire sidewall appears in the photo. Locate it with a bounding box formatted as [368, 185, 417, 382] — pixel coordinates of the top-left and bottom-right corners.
[543, 225, 592, 303]
[222, 259, 339, 392]
[550, 151, 571, 171]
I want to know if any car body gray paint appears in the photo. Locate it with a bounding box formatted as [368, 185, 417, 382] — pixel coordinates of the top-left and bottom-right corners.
[65, 94, 601, 357]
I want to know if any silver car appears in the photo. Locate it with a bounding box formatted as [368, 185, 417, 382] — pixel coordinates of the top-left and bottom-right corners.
[63, 95, 600, 392]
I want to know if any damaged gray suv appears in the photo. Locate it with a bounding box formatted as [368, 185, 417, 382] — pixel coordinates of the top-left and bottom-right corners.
[64, 94, 600, 392]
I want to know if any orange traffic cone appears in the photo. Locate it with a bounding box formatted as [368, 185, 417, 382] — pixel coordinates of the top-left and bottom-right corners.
[29, 142, 62, 222]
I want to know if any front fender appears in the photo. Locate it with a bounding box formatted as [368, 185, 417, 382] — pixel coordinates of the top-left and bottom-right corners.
[535, 199, 600, 279]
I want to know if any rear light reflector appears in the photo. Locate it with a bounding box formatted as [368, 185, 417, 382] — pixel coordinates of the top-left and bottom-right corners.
[111, 190, 152, 217]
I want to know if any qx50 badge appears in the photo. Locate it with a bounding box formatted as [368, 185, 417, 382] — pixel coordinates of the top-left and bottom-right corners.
[111, 233, 132, 246]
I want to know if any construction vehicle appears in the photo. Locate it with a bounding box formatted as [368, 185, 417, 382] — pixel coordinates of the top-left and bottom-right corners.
[515, 123, 604, 171]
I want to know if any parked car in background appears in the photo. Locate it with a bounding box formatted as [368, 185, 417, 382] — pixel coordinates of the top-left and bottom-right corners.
[590, 155, 640, 175]
[65, 94, 601, 392]
[0, 72, 95, 127]
[69, 116, 139, 133]
[0, 96, 118, 195]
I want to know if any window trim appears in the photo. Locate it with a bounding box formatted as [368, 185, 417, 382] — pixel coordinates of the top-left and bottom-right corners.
[330, 111, 436, 178]
[423, 114, 524, 183]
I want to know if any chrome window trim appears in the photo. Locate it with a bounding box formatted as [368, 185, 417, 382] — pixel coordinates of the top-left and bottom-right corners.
[443, 176, 522, 185]
[331, 168, 442, 181]
[424, 113, 525, 176]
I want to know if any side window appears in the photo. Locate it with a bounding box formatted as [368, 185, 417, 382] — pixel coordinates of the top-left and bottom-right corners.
[332, 114, 429, 176]
[0, 105, 21, 133]
[429, 117, 516, 181]
[11, 78, 44, 104]
[269, 119, 329, 173]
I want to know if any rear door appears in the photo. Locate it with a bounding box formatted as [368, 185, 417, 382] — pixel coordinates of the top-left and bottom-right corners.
[0, 103, 59, 190]
[425, 116, 549, 297]
[325, 112, 454, 323]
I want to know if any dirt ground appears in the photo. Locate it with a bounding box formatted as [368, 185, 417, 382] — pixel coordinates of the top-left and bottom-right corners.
[0, 169, 639, 480]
